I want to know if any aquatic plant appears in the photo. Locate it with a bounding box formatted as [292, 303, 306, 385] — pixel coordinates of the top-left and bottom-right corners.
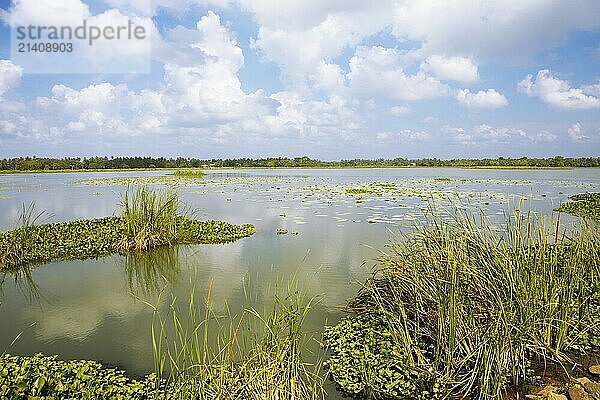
[172, 169, 205, 178]
[145, 278, 326, 399]
[116, 186, 179, 252]
[324, 209, 600, 399]
[0, 188, 255, 271]
[0, 353, 152, 399]
[556, 192, 600, 221]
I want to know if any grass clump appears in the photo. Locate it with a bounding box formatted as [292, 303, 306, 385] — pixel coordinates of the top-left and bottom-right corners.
[0, 187, 255, 271]
[117, 186, 179, 252]
[146, 280, 326, 400]
[324, 209, 600, 399]
[172, 169, 205, 178]
[556, 192, 600, 221]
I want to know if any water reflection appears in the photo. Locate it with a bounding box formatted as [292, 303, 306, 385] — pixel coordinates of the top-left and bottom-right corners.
[0, 168, 598, 381]
[1, 266, 42, 305]
[124, 246, 181, 296]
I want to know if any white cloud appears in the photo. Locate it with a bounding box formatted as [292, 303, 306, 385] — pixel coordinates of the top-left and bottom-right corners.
[473, 124, 527, 142]
[392, 0, 600, 62]
[390, 105, 411, 115]
[399, 129, 430, 141]
[535, 130, 557, 143]
[457, 89, 508, 109]
[441, 126, 473, 145]
[3, 0, 159, 73]
[348, 46, 449, 101]
[518, 70, 600, 110]
[104, 0, 231, 16]
[0, 60, 23, 98]
[376, 131, 393, 140]
[421, 55, 479, 83]
[1, 11, 366, 152]
[243, 0, 395, 87]
[568, 122, 588, 141]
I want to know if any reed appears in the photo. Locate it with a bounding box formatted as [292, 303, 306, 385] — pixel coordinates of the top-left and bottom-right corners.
[116, 186, 179, 252]
[146, 277, 327, 399]
[325, 207, 600, 399]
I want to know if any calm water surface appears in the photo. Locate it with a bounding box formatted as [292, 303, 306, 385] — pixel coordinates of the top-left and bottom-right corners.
[0, 168, 598, 384]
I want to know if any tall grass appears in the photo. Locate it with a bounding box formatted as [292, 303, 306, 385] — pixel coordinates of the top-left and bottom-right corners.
[0, 202, 51, 270]
[145, 277, 326, 399]
[172, 170, 205, 178]
[116, 186, 179, 253]
[330, 208, 600, 399]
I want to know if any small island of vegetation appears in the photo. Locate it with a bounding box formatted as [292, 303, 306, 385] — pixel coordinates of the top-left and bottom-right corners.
[0, 187, 254, 271]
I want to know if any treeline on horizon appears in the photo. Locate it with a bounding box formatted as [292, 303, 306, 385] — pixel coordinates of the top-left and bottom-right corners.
[0, 156, 599, 171]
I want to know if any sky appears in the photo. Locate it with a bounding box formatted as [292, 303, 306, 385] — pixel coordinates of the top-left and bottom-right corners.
[0, 0, 599, 160]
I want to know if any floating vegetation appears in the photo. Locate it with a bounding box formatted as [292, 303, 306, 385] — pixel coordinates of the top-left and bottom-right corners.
[0, 188, 255, 270]
[556, 192, 600, 221]
[433, 177, 452, 183]
[172, 169, 205, 178]
[0, 216, 254, 271]
[1, 283, 327, 400]
[324, 210, 600, 399]
[0, 353, 153, 399]
[345, 187, 380, 196]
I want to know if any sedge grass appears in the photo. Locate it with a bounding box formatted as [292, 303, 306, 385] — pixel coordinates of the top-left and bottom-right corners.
[325, 207, 600, 399]
[116, 186, 179, 252]
[145, 276, 327, 400]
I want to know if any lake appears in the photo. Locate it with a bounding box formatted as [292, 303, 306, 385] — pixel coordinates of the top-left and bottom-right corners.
[0, 168, 598, 383]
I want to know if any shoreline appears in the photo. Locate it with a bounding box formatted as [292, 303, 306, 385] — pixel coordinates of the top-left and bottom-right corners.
[0, 165, 586, 175]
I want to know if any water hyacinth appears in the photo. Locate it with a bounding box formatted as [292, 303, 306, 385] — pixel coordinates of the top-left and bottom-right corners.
[0, 187, 255, 271]
[556, 192, 600, 221]
[324, 209, 600, 399]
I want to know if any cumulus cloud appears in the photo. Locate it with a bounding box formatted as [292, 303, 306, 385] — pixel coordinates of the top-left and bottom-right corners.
[421, 55, 479, 83]
[0, 60, 23, 98]
[441, 126, 474, 145]
[348, 46, 449, 101]
[535, 130, 557, 143]
[457, 89, 508, 109]
[244, 0, 395, 86]
[568, 122, 588, 141]
[104, 0, 231, 16]
[390, 105, 411, 115]
[0, 11, 366, 153]
[473, 124, 527, 142]
[399, 129, 430, 142]
[392, 0, 600, 62]
[518, 70, 600, 110]
[3, 0, 158, 73]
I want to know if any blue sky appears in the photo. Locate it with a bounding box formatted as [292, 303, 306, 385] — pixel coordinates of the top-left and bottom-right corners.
[0, 0, 599, 159]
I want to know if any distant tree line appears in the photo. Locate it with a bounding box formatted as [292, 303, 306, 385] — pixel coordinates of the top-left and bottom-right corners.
[0, 156, 599, 171]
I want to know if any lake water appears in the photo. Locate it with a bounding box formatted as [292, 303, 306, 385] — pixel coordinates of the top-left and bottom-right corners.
[0, 168, 598, 386]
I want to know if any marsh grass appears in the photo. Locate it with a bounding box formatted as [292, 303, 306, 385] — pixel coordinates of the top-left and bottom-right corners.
[325, 207, 600, 399]
[172, 170, 205, 178]
[145, 277, 326, 399]
[0, 202, 52, 269]
[116, 186, 179, 252]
